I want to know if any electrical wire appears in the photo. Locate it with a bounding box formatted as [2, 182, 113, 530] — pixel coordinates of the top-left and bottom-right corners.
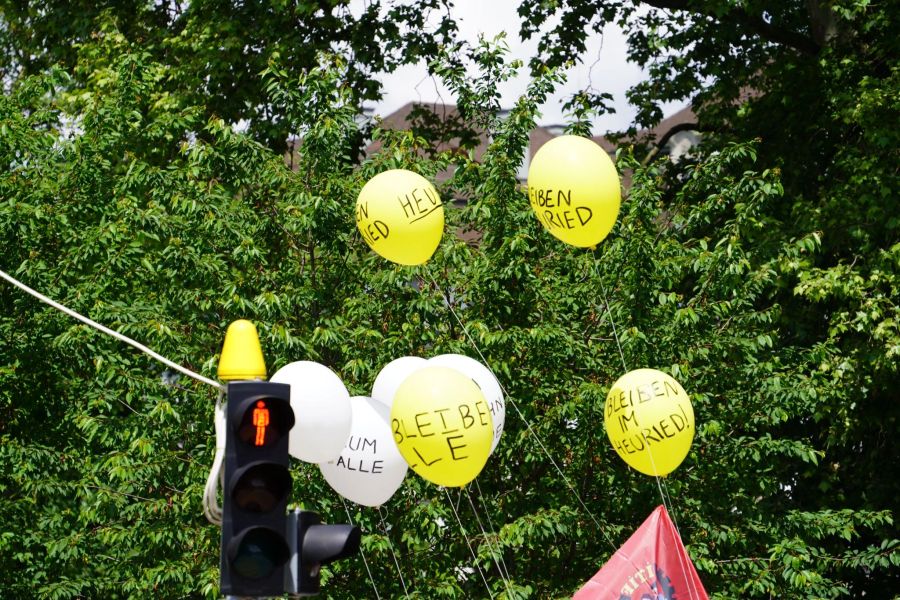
[202, 389, 227, 525]
[0, 268, 228, 525]
[0, 268, 221, 390]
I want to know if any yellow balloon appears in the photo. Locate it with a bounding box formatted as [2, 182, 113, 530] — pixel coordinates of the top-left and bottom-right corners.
[604, 369, 695, 476]
[527, 135, 621, 248]
[390, 366, 493, 487]
[356, 169, 444, 265]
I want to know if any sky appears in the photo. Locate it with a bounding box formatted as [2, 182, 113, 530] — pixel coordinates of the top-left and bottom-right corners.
[365, 1, 666, 135]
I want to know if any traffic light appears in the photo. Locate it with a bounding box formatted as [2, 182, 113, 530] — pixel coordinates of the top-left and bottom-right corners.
[286, 509, 361, 596]
[221, 380, 295, 597]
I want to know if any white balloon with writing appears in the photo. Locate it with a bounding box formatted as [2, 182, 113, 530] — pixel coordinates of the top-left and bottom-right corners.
[427, 353, 505, 454]
[320, 396, 408, 507]
[372, 356, 428, 408]
[270, 361, 352, 464]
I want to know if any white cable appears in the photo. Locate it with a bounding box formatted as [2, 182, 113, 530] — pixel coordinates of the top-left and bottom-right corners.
[0, 268, 228, 523]
[0, 269, 230, 523]
[203, 389, 227, 525]
[0, 268, 222, 390]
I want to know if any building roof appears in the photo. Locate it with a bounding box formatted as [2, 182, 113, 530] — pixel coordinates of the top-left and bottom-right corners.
[365, 101, 491, 163]
[371, 102, 698, 165]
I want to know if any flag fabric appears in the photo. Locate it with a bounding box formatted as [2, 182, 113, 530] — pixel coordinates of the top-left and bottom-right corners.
[574, 505, 709, 600]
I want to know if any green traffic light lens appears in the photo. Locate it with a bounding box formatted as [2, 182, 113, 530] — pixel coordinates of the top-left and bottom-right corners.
[229, 527, 289, 579]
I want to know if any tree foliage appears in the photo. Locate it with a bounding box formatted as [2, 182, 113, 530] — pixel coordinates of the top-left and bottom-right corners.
[1, 2, 899, 599]
[0, 0, 456, 150]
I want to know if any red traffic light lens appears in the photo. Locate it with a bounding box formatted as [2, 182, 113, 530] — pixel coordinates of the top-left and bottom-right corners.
[236, 398, 294, 447]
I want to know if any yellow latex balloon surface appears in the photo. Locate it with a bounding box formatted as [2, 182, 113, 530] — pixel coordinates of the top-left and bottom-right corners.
[390, 366, 493, 487]
[527, 135, 621, 248]
[604, 369, 695, 476]
[356, 169, 444, 265]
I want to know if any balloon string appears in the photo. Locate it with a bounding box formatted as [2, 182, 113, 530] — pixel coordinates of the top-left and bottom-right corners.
[593, 255, 697, 594]
[426, 271, 604, 531]
[641, 446, 696, 597]
[473, 479, 513, 581]
[596, 275, 628, 375]
[659, 476, 683, 545]
[463, 486, 514, 596]
[377, 506, 411, 599]
[341, 498, 382, 600]
[428, 271, 647, 577]
[593, 257, 681, 522]
[444, 488, 495, 599]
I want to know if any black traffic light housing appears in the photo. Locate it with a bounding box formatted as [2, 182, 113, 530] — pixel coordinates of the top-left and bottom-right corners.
[221, 380, 295, 596]
[286, 510, 361, 596]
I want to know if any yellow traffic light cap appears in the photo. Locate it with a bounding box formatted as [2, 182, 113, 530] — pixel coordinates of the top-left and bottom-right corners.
[218, 319, 267, 381]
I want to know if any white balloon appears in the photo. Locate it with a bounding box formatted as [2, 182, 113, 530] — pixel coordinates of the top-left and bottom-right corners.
[371, 356, 427, 408]
[270, 361, 352, 464]
[428, 354, 505, 453]
[320, 396, 408, 507]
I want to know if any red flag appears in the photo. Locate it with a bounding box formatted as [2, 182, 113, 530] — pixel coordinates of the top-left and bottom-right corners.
[574, 505, 709, 600]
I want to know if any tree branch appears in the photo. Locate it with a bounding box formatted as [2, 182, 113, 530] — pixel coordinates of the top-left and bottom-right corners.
[641, 0, 821, 56]
[805, 0, 838, 46]
[641, 121, 701, 166]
